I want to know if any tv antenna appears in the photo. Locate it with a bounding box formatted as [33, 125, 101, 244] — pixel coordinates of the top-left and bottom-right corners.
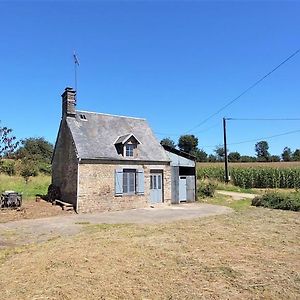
[73, 50, 80, 97]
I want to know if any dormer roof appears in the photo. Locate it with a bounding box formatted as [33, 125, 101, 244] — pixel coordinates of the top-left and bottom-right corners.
[114, 133, 141, 145]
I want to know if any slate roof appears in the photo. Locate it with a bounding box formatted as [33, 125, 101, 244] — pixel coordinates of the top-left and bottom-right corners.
[67, 110, 170, 162]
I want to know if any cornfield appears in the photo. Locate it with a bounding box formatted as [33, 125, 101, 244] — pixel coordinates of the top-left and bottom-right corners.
[197, 165, 300, 189]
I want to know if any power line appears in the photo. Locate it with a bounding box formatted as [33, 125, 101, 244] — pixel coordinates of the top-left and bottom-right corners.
[228, 129, 300, 146]
[155, 122, 220, 137]
[200, 128, 300, 149]
[228, 118, 300, 121]
[185, 48, 300, 133]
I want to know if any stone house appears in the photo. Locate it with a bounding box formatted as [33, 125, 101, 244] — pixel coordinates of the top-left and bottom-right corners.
[52, 87, 173, 213]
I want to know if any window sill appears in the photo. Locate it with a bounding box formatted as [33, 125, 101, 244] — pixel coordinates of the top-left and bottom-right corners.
[114, 193, 144, 197]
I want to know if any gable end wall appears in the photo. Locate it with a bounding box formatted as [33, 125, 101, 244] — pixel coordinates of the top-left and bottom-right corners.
[52, 120, 78, 207]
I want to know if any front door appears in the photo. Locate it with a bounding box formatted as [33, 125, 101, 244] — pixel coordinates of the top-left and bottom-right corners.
[150, 173, 163, 204]
[179, 176, 187, 202]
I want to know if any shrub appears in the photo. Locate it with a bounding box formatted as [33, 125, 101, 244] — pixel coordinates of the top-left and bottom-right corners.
[20, 160, 38, 183]
[38, 162, 52, 175]
[0, 160, 16, 176]
[197, 181, 217, 198]
[252, 192, 300, 211]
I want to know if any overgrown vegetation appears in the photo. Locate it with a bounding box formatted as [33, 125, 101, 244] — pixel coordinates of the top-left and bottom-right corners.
[197, 181, 217, 198]
[0, 174, 50, 199]
[0, 137, 53, 181]
[15, 137, 53, 176]
[0, 160, 16, 176]
[252, 191, 300, 211]
[197, 165, 300, 189]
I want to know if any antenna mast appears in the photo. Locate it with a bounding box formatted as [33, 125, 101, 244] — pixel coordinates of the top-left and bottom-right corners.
[73, 51, 80, 97]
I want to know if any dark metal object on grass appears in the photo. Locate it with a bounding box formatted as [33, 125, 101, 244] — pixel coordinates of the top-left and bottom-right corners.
[0, 191, 22, 208]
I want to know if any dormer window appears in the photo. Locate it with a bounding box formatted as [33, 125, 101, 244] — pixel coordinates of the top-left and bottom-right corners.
[126, 144, 134, 157]
[114, 133, 141, 158]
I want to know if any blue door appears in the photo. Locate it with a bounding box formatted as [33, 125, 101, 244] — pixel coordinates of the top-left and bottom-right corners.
[150, 173, 163, 204]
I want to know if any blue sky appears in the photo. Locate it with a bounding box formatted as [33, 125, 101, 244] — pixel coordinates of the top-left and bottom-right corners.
[0, 1, 299, 156]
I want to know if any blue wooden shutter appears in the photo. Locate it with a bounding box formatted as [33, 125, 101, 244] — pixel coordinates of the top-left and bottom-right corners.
[115, 169, 123, 196]
[136, 169, 144, 195]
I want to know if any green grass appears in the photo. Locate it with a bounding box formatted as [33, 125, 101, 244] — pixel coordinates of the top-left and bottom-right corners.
[0, 174, 51, 200]
[216, 182, 257, 194]
[199, 194, 252, 211]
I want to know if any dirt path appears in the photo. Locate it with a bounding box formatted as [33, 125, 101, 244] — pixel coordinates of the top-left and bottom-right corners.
[216, 190, 258, 200]
[0, 203, 232, 248]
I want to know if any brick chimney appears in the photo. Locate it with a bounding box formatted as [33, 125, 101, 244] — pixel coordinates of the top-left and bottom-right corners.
[62, 87, 76, 117]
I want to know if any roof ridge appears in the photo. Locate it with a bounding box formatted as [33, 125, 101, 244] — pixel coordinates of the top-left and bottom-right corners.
[76, 110, 146, 120]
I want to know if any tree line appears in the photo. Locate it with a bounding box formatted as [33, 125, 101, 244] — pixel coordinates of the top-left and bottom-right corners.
[0, 122, 53, 181]
[160, 135, 300, 162]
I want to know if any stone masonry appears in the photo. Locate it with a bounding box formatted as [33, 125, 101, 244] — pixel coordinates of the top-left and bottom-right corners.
[78, 163, 171, 213]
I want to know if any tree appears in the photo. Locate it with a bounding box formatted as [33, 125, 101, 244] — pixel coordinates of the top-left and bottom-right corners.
[0, 123, 19, 159]
[255, 141, 270, 162]
[178, 135, 198, 154]
[228, 151, 241, 162]
[15, 137, 53, 163]
[214, 145, 225, 162]
[240, 155, 257, 162]
[192, 149, 208, 162]
[281, 147, 292, 162]
[208, 154, 217, 162]
[20, 159, 38, 184]
[160, 137, 176, 148]
[293, 149, 300, 161]
[270, 155, 280, 162]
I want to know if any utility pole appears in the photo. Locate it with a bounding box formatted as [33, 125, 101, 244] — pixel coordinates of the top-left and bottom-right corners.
[223, 117, 229, 183]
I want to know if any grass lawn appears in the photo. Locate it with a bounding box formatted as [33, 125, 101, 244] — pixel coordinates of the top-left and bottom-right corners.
[0, 200, 299, 299]
[215, 181, 258, 194]
[0, 174, 50, 200]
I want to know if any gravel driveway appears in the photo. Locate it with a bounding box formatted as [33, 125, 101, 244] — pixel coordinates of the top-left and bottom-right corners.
[0, 203, 232, 247]
[216, 190, 258, 200]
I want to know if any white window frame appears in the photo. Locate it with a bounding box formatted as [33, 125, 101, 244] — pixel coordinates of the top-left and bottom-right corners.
[125, 144, 134, 157]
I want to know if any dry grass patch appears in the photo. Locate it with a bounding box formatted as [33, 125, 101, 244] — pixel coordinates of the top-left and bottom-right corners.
[0, 208, 299, 299]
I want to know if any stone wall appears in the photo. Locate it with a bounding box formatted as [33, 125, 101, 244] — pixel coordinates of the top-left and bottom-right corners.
[78, 162, 171, 213]
[52, 119, 78, 208]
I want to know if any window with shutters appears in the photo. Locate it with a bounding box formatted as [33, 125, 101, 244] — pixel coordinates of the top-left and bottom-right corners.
[123, 169, 136, 194]
[115, 168, 144, 196]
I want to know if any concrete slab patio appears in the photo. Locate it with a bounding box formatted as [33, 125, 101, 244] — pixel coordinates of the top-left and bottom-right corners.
[0, 203, 232, 247]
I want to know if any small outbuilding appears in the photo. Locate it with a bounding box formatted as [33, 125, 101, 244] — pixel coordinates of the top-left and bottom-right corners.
[163, 145, 197, 204]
